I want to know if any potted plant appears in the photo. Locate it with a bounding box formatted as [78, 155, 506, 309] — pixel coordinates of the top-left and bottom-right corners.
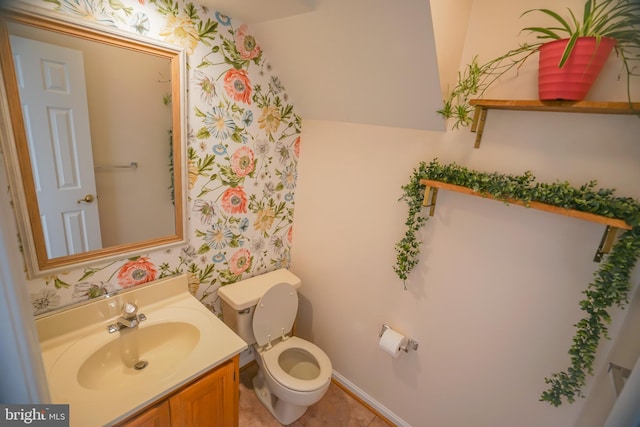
[439, 0, 640, 129]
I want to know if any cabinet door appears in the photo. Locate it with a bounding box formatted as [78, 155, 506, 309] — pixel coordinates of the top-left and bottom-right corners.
[121, 401, 171, 427]
[169, 357, 239, 427]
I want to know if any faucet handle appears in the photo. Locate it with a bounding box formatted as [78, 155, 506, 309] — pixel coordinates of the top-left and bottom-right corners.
[107, 304, 145, 333]
[123, 302, 138, 318]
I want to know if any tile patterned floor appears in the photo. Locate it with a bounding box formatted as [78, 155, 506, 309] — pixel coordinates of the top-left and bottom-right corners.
[239, 363, 392, 427]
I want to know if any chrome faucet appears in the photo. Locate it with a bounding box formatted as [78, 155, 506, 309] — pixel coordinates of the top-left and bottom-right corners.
[108, 303, 146, 333]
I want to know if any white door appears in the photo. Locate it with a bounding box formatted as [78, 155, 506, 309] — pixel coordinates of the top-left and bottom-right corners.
[10, 35, 102, 258]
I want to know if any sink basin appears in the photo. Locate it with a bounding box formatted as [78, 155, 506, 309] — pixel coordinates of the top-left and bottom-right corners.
[47, 306, 214, 396]
[75, 321, 200, 390]
[35, 274, 248, 426]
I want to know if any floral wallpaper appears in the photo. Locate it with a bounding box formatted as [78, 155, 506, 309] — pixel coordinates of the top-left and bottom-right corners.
[10, 0, 301, 315]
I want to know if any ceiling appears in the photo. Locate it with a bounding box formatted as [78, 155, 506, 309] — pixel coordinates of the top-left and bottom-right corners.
[204, 0, 445, 131]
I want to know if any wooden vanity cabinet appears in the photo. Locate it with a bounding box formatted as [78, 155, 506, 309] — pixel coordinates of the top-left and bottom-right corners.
[120, 401, 170, 427]
[118, 355, 239, 427]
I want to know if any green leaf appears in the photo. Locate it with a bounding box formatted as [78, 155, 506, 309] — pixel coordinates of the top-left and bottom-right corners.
[522, 8, 573, 34]
[559, 33, 579, 67]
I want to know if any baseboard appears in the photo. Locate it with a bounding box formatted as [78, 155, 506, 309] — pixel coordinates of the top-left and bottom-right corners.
[331, 370, 410, 427]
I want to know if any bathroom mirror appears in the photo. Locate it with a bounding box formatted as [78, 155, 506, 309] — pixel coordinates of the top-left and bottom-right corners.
[0, 6, 186, 277]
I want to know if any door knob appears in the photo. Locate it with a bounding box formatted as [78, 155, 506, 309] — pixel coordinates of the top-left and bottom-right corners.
[77, 194, 95, 204]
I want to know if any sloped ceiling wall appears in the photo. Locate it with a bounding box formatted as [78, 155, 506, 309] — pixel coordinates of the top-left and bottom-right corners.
[208, 0, 315, 23]
[210, 0, 445, 131]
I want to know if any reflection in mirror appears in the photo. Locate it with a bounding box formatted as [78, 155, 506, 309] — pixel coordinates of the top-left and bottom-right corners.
[0, 7, 186, 277]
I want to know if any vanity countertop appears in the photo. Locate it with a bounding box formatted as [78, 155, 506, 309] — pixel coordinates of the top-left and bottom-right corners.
[35, 274, 247, 426]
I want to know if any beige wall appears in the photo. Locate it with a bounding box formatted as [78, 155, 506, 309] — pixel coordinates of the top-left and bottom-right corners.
[86, 42, 175, 246]
[429, 0, 473, 98]
[290, 0, 640, 425]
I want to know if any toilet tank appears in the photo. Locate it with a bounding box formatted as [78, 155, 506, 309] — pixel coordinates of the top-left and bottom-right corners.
[217, 269, 301, 345]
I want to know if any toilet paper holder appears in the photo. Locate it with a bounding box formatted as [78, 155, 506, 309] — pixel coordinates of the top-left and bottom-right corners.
[379, 324, 419, 353]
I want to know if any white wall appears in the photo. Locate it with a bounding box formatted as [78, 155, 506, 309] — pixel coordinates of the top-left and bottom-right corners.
[0, 150, 49, 403]
[429, 0, 473, 97]
[250, 0, 444, 131]
[289, 0, 640, 425]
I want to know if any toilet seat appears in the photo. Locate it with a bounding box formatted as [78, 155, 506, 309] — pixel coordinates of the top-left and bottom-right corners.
[260, 336, 332, 392]
[252, 282, 298, 347]
[252, 281, 332, 393]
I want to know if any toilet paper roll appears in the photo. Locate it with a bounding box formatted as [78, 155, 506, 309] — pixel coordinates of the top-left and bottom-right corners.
[378, 327, 408, 357]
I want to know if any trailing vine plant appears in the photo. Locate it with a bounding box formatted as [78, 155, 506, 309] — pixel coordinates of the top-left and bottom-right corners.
[394, 159, 640, 406]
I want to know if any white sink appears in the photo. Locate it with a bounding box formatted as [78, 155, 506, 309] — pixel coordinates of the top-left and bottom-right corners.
[35, 274, 247, 426]
[74, 320, 199, 391]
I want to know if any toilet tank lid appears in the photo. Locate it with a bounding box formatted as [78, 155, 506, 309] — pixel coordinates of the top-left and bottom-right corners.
[217, 269, 301, 310]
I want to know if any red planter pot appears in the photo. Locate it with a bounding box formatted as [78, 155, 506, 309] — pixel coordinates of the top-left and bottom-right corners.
[538, 37, 616, 100]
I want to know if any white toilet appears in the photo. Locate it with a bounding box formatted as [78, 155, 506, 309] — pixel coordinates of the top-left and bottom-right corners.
[218, 269, 332, 425]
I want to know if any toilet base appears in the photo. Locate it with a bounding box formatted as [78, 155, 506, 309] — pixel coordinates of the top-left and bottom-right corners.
[252, 370, 308, 425]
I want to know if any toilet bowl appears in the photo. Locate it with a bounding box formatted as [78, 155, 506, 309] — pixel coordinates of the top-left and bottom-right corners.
[253, 336, 332, 424]
[217, 269, 332, 425]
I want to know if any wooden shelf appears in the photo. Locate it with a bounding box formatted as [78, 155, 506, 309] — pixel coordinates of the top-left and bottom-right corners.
[468, 99, 640, 147]
[470, 99, 640, 114]
[420, 179, 632, 261]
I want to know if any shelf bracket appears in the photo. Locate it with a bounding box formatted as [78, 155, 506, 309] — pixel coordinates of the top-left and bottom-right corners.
[422, 185, 439, 216]
[594, 226, 619, 262]
[470, 106, 488, 148]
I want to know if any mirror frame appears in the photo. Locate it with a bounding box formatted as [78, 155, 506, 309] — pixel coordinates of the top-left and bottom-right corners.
[0, 4, 187, 277]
